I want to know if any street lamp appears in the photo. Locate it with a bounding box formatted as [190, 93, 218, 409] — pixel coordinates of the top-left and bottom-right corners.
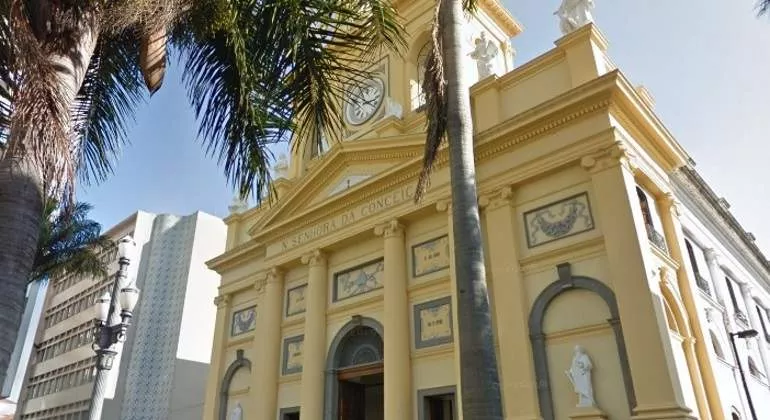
[87, 236, 141, 420]
[728, 328, 759, 420]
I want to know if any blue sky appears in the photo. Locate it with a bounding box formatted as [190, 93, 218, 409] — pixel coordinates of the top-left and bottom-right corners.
[80, 0, 770, 254]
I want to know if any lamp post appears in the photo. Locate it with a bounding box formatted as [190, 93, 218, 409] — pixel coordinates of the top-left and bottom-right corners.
[87, 236, 140, 420]
[728, 328, 759, 420]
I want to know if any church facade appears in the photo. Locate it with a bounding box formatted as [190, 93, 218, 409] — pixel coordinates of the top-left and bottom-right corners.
[202, 1, 770, 420]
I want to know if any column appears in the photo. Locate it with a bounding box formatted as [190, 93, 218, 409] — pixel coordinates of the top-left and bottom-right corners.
[704, 250, 731, 318]
[254, 268, 284, 419]
[478, 187, 539, 420]
[658, 195, 724, 419]
[581, 143, 695, 419]
[203, 294, 231, 420]
[299, 250, 328, 419]
[740, 285, 770, 378]
[437, 200, 464, 419]
[374, 219, 412, 420]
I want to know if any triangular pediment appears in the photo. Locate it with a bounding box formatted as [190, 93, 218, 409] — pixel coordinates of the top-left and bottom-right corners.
[249, 135, 426, 235]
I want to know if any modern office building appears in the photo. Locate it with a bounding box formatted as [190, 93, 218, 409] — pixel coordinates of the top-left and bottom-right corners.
[16, 210, 226, 420]
[202, 2, 770, 420]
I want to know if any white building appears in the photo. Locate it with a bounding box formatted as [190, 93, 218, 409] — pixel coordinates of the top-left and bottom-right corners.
[16, 210, 226, 420]
[670, 166, 770, 420]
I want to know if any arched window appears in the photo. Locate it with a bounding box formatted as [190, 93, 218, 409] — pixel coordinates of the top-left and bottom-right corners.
[635, 187, 654, 227]
[748, 356, 761, 377]
[731, 407, 741, 420]
[710, 330, 725, 359]
[411, 43, 430, 110]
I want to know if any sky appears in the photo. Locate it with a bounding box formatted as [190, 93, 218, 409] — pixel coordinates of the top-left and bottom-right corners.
[80, 0, 770, 255]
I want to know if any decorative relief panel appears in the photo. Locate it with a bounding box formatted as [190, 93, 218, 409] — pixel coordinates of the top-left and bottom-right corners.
[524, 192, 594, 248]
[412, 235, 450, 278]
[333, 258, 385, 301]
[414, 296, 453, 349]
[230, 306, 256, 337]
[282, 335, 304, 375]
[286, 284, 307, 317]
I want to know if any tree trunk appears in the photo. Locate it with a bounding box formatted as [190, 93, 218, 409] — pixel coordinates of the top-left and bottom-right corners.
[0, 17, 100, 387]
[441, 0, 504, 419]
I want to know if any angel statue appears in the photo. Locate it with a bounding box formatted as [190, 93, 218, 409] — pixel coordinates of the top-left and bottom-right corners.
[554, 0, 595, 35]
[468, 31, 499, 80]
[565, 345, 596, 408]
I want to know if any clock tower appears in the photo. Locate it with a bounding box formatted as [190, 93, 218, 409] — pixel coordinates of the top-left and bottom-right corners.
[288, 0, 523, 179]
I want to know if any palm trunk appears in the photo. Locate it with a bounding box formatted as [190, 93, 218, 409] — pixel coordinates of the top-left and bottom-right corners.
[0, 17, 100, 387]
[441, 0, 503, 418]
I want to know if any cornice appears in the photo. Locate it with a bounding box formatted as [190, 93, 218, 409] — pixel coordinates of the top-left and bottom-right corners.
[673, 166, 770, 283]
[608, 72, 692, 172]
[392, 0, 523, 37]
[207, 239, 263, 273]
[249, 139, 426, 235]
[478, 0, 524, 37]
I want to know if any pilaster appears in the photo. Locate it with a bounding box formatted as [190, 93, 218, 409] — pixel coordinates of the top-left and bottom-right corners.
[299, 250, 328, 420]
[374, 219, 411, 420]
[254, 268, 285, 420]
[658, 193, 723, 420]
[580, 143, 696, 419]
[203, 294, 231, 420]
[740, 284, 770, 379]
[478, 186, 539, 420]
[436, 200, 464, 420]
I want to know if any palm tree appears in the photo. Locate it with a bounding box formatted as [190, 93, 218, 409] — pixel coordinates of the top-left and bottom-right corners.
[0, 0, 405, 384]
[31, 200, 115, 283]
[0, 199, 113, 388]
[415, 0, 504, 418]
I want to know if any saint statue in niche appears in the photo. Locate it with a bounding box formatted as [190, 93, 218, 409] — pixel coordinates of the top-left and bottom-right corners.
[565, 345, 596, 407]
[230, 402, 243, 420]
[468, 32, 498, 79]
[554, 0, 595, 35]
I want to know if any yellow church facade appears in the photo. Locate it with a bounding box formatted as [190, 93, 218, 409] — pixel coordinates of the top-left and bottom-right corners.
[200, 2, 746, 420]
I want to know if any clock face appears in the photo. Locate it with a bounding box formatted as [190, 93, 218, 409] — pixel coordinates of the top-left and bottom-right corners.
[344, 77, 385, 126]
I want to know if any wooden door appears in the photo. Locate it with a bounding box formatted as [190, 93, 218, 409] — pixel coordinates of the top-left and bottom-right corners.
[338, 380, 366, 420]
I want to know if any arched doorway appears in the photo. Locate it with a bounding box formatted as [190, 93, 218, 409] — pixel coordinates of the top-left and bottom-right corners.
[324, 316, 385, 420]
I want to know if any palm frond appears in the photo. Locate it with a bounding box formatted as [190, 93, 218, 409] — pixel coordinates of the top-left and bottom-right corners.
[175, 1, 291, 200]
[759, 0, 770, 16]
[30, 200, 115, 282]
[414, 1, 447, 203]
[0, 12, 12, 144]
[71, 31, 146, 185]
[175, 0, 406, 199]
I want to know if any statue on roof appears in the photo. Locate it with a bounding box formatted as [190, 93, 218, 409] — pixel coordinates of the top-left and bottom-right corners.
[273, 153, 289, 179]
[555, 0, 595, 35]
[468, 31, 499, 80]
[228, 192, 249, 215]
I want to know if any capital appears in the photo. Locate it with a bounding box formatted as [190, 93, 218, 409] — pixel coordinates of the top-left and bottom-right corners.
[661, 192, 682, 217]
[580, 141, 636, 174]
[213, 294, 231, 308]
[739, 282, 754, 298]
[266, 267, 284, 284]
[436, 199, 452, 213]
[703, 248, 721, 265]
[374, 219, 404, 238]
[254, 276, 267, 293]
[301, 249, 326, 267]
[479, 186, 514, 210]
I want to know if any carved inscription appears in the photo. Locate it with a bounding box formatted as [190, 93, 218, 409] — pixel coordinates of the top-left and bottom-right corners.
[271, 184, 415, 255]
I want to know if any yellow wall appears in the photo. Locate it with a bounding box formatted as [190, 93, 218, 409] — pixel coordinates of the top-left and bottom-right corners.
[204, 3, 723, 420]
